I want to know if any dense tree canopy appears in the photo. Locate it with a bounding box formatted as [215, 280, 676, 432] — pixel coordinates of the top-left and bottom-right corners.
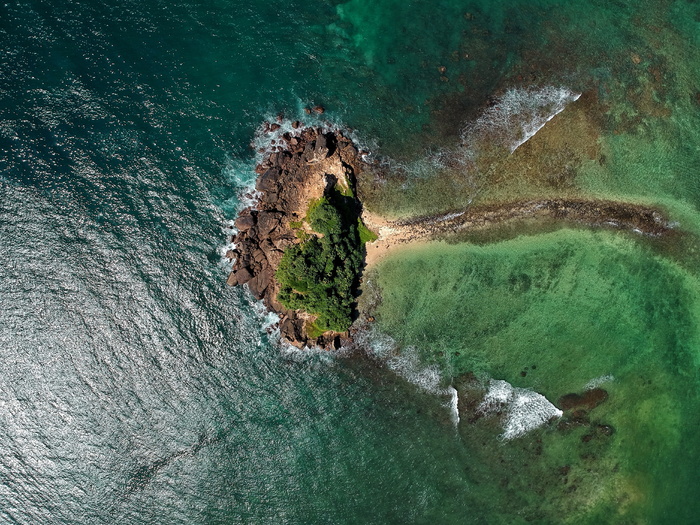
[276, 193, 366, 332]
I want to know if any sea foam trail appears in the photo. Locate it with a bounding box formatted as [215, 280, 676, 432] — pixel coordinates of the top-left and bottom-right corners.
[358, 328, 461, 424]
[462, 86, 581, 153]
[378, 86, 580, 185]
[447, 386, 460, 425]
[479, 379, 563, 440]
[358, 329, 564, 435]
[584, 374, 614, 390]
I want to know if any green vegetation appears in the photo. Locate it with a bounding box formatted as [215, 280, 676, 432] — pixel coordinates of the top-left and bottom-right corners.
[357, 219, 378, 243]
[305, 321, 326, 339]
[276, 190, 367, 332]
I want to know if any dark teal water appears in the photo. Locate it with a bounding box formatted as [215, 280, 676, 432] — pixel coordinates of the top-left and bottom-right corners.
[2, 0, 699, 523]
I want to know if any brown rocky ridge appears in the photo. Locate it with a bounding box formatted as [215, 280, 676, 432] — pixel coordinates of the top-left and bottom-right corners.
[226, 125, 368, 349]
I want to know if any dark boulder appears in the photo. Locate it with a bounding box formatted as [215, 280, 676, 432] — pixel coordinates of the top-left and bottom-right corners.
[260, 190, 280, 206]
[558, 388, 608, 411]
[280, 316, 305, 345]
[252, 248, 267, 264]
[304, 131, 330, 163]
[234, 212, 256, 232]
[234, 267, 254, 285]
[248, 266, 274, 299]
[256, 168, 280, 192]
[256, 212, 282, 236]
[226, 266, 253, 286]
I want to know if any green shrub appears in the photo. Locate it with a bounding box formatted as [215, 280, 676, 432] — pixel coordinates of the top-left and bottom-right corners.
[276, 192, 366, 332]
[357, 219, 378, 243]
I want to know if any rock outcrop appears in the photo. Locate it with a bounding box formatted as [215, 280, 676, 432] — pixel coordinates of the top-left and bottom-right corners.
[226, 125, 368, 349]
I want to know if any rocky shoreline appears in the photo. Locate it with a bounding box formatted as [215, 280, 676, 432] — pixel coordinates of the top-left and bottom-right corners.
[228, 123, 673, 350]
[226, 125, 369, 349]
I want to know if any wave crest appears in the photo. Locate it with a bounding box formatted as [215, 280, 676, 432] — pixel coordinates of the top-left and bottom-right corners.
[479, 379, 563, 440]
[462, 86, 581, 153]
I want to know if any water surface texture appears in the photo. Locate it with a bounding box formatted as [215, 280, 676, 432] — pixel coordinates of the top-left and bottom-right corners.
[1, 0, 699, 523]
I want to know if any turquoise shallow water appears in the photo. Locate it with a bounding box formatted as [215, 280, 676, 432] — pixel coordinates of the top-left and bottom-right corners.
[1, 0, 700, 523]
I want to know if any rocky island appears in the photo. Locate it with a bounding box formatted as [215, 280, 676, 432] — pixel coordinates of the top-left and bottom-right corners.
[226, 125, 373, 349]
[228, 122, 673, 350]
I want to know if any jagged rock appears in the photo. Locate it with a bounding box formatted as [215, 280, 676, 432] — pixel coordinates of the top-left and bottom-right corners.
[261, 190, 279, 206]
[233, 267, 254, 285]
[256, 212, 282, 236]
[271, 233, 294, 251]
[248, 266, 274, 299]
[257, 169, 280, 192]
[280, 316, 305, 345]
[265, 249, 284, 267]
[252, 248, 267, 264]
[303, 131, 330, 164]
[314, 132, 328, 157]
[234, 212, 256, 231]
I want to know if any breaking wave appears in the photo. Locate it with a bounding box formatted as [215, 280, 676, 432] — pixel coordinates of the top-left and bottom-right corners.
[462, 86, 581, 153]
[479, 379, 563, 440]
[376, 85, 580, 187]
[357, 328, 461, 424]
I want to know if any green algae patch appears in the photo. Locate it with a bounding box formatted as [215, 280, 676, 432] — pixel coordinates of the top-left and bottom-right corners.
[357, 218, 378, 243]
[370, 228, 700, 522]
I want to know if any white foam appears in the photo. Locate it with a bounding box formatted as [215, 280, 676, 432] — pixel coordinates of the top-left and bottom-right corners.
[386, 346, 444, 393]
[583, 374, 614, 390]
[359, 330, 444, 393]
[358, 329, 463, 426]
[278, 339, 338, 365]
[447, 385, 460, 425]
[479, 379, 562, 440]
[251, 104, 376, 165]
[426, 211, 465, 224]
[463, 86, 581, 153]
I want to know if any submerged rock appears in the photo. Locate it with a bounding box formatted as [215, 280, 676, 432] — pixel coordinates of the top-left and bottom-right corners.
[558, 388, 609, 411]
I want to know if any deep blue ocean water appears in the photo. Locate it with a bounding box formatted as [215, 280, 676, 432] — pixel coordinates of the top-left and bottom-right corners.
[0, 2, 475, 523]
[2, 0, 700, 523]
